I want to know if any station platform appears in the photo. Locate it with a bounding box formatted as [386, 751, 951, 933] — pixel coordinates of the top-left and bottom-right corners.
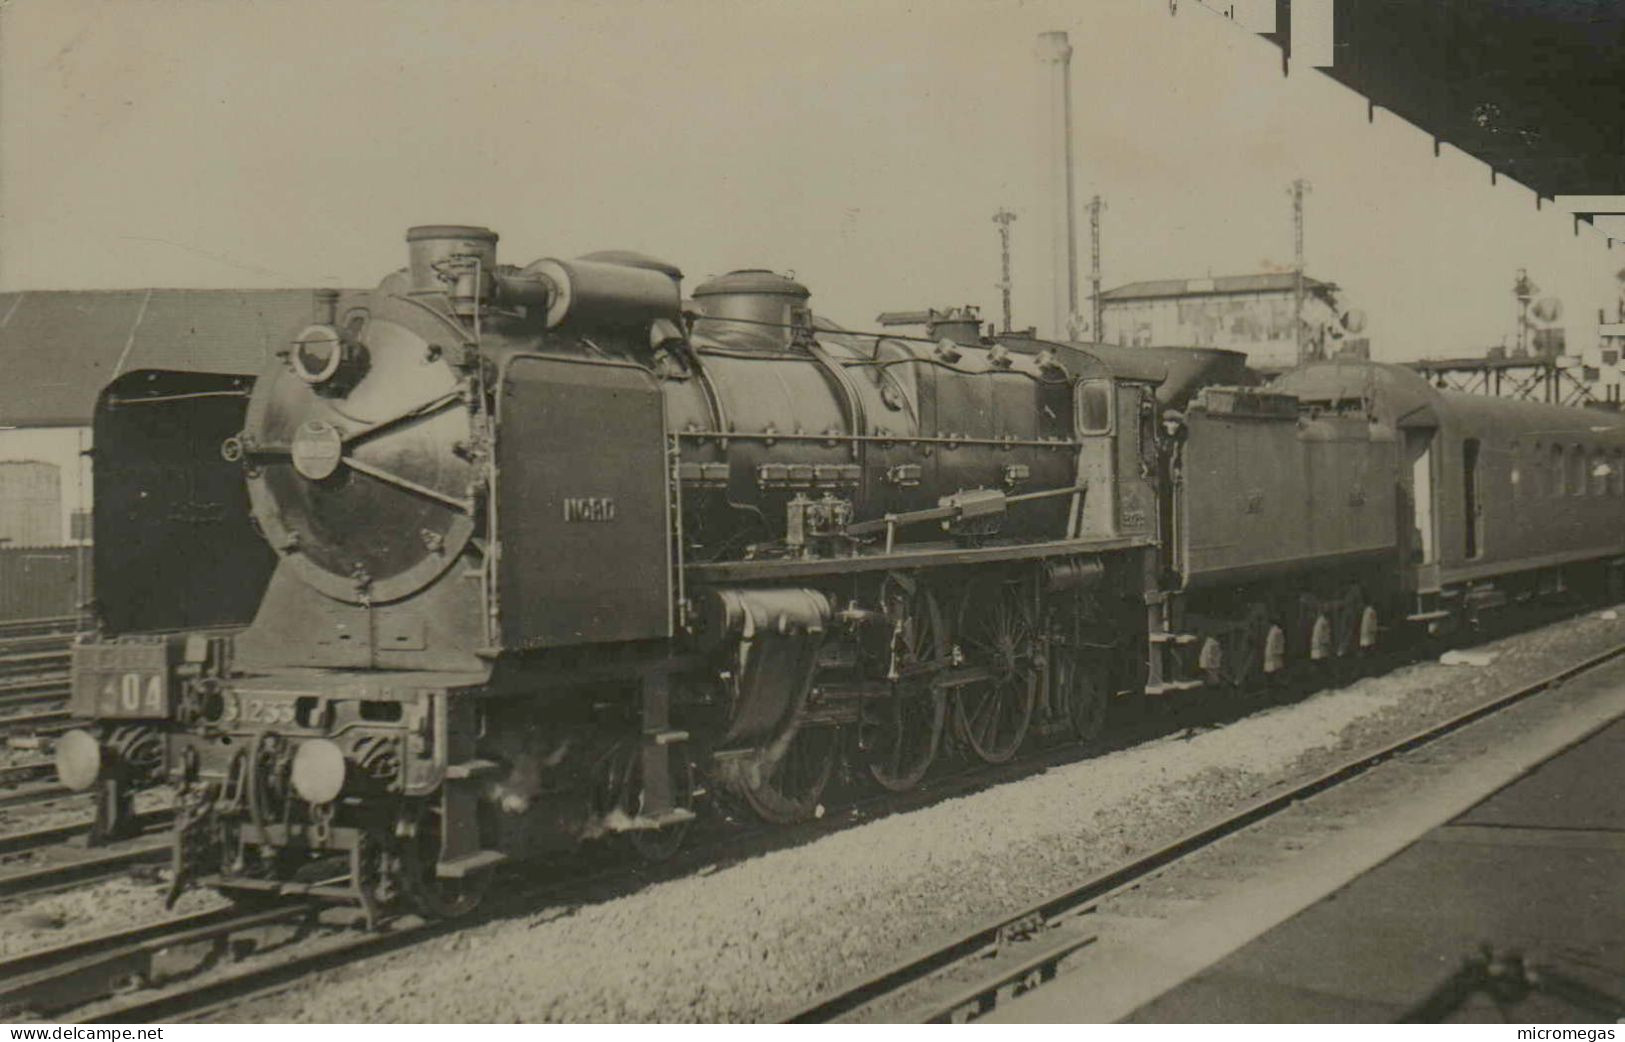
[992, 695, 1625, 1024]
[1134, 718, 1625, 1022]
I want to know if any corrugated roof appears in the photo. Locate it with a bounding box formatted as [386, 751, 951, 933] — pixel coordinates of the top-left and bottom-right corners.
[1101, 273, 1336, 301]
[0, 289, 354, 428]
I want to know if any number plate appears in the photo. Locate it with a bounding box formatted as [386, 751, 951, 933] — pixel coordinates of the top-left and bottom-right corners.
[71, 641, 174, 720]
[98, 670, 169, 718]
[226, 696, 296, 726]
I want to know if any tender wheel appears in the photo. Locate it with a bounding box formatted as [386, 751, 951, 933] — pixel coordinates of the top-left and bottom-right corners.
[953, 576, 1040, 764]
[1224, 602, 1272, 690]
[860, 576, 947, 792]
[1293, 593, 1336, 682]
[738, 723, 838, 824]
[1333, 584, 1367, 658]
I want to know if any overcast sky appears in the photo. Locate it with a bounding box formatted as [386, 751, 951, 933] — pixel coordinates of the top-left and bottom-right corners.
[3, 0, 1619, 360]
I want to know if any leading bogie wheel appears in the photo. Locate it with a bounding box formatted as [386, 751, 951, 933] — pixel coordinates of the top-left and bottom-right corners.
[397, 801, 493, 920]
[599, 739, 696, 863]
[952, 576, 1040, 764]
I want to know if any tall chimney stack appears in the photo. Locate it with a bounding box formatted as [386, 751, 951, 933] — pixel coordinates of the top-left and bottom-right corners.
[1037, 30, 1079, 342]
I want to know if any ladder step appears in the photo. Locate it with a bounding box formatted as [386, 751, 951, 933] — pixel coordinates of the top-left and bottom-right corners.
[436, 849, 508, 879]
[1406, 610, 1454, 623]
[444, 758, 502, 780]
[624, 808, 697, 830]
[1149, 632, 1199, 646]
[1144, 680, 1204, 696]
[646, 729, 690, 746]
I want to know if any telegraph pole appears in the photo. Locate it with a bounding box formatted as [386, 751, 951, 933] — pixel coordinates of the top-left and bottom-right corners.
[1289, 177, 1311, 363]
[993, 208, 1017, 333]
[1088, 194, 1105, 341]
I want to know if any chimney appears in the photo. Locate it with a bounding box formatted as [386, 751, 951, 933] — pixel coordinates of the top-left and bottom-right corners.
[1037, 30, 1079, 342]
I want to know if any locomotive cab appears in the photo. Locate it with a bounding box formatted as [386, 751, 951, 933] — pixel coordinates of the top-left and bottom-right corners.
[1071, 376, 1159, 541]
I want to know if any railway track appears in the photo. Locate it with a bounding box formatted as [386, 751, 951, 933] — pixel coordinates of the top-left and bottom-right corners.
[0, 611, 1611, 1022]
[0, 729, 1211, 1020]
[780, 637, 1625, 1024]
[0, 905, 325, 1020]
[0, 709, 72, 737]
[0, 758, 56, 788]
[0, 810, 171, 859]
[0, 781, 76, 811]
[0, 761, 73, 811]
[0, 810, 174, 901]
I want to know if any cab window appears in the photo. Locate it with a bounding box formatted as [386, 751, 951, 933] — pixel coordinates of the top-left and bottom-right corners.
[1076, 380, 1113, 434]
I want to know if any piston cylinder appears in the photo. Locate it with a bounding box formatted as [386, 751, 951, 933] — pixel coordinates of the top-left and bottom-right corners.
[693, 586, 833, 650]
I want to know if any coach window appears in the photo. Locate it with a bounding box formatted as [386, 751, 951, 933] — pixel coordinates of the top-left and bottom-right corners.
[1570, 445, 1587, 496]
[1549, 443, 1563, 495]
[1613, 450, 1624, 496]
[1076, 379, 1113, 434]
[1593, 449, 1610, 497]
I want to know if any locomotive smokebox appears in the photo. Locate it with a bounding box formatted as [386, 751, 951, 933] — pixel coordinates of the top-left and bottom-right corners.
[692, 269, 811, 352]
[406, 224, 499, 294]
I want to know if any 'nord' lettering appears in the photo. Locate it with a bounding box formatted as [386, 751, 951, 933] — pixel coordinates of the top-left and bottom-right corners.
[563, 497, 616, 523]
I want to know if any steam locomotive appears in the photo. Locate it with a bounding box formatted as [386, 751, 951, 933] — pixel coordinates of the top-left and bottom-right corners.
[56, 225, 1625, 921]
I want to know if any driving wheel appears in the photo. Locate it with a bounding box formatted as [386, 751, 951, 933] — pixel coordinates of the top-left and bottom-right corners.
[860, 575, 947, 791]
[952, 576, 1040, 764]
